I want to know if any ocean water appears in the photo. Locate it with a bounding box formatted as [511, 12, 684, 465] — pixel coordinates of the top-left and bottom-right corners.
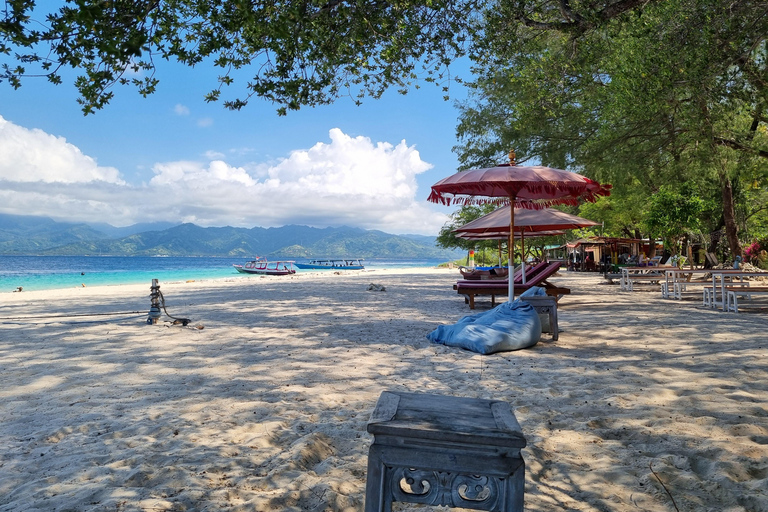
[0, 256, 448, 292]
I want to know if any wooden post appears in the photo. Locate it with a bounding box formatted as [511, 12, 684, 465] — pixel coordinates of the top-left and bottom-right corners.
[148, 279, 162, 324]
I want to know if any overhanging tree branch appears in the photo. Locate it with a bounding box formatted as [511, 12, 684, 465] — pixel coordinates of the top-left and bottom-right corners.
[519, 0, 659, 35]
[714, 137, 768, 159]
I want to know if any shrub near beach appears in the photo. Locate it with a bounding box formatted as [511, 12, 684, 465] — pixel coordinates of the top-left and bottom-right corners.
[745, 239, 768, 269]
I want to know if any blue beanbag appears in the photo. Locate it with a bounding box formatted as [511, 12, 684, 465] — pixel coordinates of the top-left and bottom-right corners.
[520, 286, 547, 297]
[427, 300, 542, 354]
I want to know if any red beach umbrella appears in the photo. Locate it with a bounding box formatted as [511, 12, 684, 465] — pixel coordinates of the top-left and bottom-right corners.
[456, 230, 566, 271]
[454, 207, 599, 283]
[454, 206, 601, 236]
[429, 151, 611, 300]
[455, 229, 566, 240]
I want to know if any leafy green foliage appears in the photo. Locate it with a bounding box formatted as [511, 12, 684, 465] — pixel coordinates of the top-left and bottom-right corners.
[2, 0, 475, 114]
[454, 0, 768, 258]
[435, 203, 498, 251]
[644, 185, 705, 254]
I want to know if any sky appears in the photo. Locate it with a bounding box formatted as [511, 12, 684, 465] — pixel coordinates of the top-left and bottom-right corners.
[0, 41, 473, 236]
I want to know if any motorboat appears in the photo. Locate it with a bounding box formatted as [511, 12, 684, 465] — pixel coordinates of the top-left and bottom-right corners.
[294, 259, 365, 270]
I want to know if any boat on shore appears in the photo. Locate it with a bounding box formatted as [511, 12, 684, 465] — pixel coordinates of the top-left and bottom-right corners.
[294, 259, 365, 270]
[233, 258, 297, 276]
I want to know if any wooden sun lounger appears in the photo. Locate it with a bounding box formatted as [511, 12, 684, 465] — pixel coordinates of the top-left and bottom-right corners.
[456, 282, 570, 309]
[455, 262, 570, 309]
[453, 261, 551, 289]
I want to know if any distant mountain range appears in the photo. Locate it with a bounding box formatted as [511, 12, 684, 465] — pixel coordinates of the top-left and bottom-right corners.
[0, 213, 460, 259]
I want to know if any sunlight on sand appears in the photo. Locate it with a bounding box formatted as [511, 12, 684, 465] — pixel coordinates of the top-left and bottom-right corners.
[1, 268, 767, 511]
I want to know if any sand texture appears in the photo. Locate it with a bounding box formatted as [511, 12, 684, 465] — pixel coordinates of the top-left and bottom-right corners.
[1, 268, 767, 512]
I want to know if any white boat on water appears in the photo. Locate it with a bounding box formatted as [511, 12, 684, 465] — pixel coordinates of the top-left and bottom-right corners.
[294, 259, 365, 270]
[233, 257, 297, 276]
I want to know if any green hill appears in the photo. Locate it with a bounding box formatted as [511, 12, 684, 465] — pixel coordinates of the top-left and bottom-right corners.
[0, 215, 460, 259]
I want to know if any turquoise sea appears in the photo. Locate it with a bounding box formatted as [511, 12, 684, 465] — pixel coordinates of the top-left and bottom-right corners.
[0, 256, 448, 292]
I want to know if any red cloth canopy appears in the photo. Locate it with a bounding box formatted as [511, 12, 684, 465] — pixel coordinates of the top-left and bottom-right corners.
[455, 229, 566, 240]
[454, 206, 600, 235]
[428, 164, 611, 208]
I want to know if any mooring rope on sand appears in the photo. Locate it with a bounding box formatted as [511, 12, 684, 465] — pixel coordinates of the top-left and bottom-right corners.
[0, 311, 145, 321]
[1, 281, 198, 327]
[156, 289, 191, 326]
[0, 311, 147, 325]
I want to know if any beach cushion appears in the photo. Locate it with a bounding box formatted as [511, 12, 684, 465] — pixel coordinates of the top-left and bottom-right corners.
[427, 300, 542, 354]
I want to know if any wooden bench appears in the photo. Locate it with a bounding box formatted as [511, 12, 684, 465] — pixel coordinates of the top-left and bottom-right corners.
[622, 274, 663, 291]
[666, 279, 711, 300]
[725, 285, 768, 313]
[704, 281, 752, 308]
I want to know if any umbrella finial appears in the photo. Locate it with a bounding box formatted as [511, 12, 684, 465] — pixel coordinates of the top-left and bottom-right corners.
[508, 149, 516, 166]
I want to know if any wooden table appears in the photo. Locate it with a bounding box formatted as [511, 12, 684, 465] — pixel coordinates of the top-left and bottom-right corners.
[365, 390, 526, 512]
[520, 295, 559, 340]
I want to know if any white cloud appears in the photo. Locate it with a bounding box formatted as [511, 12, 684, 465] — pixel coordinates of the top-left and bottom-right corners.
[174, 104, 190, 115]
[151, 160, 256, 187]
[0, 116, 124, 184]
[203, 150, 226, 160]
[0, 119, 448, 234]
[197, 117, 214, 127]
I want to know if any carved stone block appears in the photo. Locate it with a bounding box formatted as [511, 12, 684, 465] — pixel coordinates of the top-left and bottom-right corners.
[365, 391, 526, 512]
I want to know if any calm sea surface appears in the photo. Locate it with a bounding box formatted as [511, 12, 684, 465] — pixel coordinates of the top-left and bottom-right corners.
[0, 256, 448, 292]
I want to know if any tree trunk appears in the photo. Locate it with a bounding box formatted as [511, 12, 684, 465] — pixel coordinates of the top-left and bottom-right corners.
[720, 171, 742, 259]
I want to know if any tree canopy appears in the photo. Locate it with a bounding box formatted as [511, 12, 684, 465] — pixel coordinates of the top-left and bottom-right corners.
[435, 203, 497, 253]
[454, 0, 768, 260]
[1, 0, 476, 114]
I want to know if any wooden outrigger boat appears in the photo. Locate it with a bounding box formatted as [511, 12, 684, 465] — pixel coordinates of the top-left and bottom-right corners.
[233, 257, 297, 276]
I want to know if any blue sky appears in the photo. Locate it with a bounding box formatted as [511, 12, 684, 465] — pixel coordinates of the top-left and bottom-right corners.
[0, 46, 471, 235]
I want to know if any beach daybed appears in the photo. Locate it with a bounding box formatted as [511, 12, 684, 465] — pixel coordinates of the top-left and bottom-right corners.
[455, 262, 570, 309]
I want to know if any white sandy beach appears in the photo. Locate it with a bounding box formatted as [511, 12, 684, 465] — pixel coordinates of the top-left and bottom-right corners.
[1, 267, 767, 512]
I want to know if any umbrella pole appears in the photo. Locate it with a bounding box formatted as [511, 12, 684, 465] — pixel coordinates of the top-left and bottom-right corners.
[508, 200, 516, 302]
[521, 231, 527, 284]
